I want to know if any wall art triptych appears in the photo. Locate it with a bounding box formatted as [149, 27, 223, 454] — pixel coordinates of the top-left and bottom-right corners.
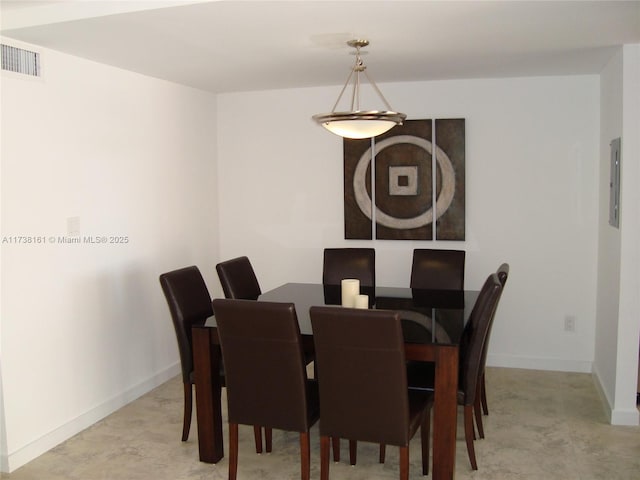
[343, 119, 465, 240]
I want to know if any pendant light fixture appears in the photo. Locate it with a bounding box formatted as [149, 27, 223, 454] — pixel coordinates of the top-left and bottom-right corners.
[312, 39, 406, 139]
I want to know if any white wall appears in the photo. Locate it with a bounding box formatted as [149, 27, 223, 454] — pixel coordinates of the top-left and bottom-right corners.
[0, 40, 219, 471]
[615, 44, 640, 425]
[595, 44, 640, 425]
[595, 48, 623, 414]
[217, 75, 600, 374]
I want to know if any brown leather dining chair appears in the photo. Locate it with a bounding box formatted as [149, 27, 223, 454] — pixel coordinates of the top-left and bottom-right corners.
[410, 248, 465, 290]
[477, 262, 510, 422]
[216, 255, 315, 372]
[159, 266, 263, 452]
[159, 265, 215, 442]
[310, 306, 432, 480]
[211, 299, 320, 480]
[407, 272, 503, 470]
[216, 256, 262, 300]
[322, 248, 376, 288]
[321, 247, 376, 460]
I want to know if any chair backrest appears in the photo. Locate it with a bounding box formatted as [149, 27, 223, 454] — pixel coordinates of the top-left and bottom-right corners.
[310, 306, 411, 447]
[458, 273, 503, 404]
[159, 266, 213, 382]
[322, 248, 376, 288]
[410, 249, 465, 290]
[215, 256, 262, 300]
[476, 263, 510, 382]
[211, 298, 312, 432]
[496, 262, 510, 286]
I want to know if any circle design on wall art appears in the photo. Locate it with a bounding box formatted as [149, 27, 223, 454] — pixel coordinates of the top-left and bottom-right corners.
[353, 135, 456, 229]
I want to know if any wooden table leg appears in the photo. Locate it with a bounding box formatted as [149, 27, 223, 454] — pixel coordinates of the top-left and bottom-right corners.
[432, 345, 459, 480]
[192, 326, 224, 463]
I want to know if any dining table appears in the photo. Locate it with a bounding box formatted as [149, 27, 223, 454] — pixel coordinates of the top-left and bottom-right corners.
[192, 282, 479, 480]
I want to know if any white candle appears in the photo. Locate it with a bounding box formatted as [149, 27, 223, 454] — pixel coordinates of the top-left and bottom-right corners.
[341, 278, 360, 307]
[354, 294, 369, 309]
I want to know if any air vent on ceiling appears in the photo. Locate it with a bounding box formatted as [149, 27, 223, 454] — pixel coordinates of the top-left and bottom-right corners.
[1, 44, 41, 77]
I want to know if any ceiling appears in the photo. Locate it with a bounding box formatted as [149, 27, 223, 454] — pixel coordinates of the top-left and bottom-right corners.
[1, 1, 639, 94]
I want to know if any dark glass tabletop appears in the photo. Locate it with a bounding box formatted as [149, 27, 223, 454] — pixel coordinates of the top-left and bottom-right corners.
[255, 282, 479, 346]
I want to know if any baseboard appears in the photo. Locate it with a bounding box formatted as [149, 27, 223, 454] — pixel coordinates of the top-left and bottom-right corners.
[487, 353, 593, 373]
[610, 407, 640, 425]
[592, 365, 615, 422]
[592, 365, 640, 426]
[2, 362, 180, 473]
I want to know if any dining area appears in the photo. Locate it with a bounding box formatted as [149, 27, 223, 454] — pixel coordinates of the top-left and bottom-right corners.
[2, 3, 639, 479]
[159, 248, 509, 480]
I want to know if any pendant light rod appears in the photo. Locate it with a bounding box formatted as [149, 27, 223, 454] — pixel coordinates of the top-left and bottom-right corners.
[330, 68, 356, 113]
[328, 39, 394, 114]
[362, 68, 394, 112]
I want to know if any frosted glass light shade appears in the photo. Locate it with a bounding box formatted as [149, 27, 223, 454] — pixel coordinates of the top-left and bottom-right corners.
[313, 111, 406, 139]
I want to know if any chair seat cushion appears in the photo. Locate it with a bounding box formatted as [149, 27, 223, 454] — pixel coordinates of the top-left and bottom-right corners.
[406, 361, 466, 404]
[406, 361, 436, 391]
